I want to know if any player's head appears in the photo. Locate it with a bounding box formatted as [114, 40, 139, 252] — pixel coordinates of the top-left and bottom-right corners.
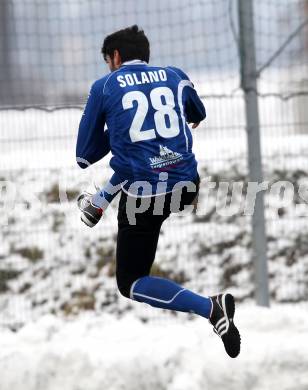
[101, 25, 150, 71]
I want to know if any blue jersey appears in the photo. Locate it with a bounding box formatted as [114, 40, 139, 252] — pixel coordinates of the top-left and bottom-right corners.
[76, 60, 206, 196]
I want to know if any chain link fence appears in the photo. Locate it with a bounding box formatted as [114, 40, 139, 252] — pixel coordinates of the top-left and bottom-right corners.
[0, 0, 308, 328]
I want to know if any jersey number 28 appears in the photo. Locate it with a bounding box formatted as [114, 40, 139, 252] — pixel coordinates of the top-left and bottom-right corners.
[122, 87, 180, 143]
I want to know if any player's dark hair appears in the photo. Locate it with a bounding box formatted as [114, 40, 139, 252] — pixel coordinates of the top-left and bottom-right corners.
[101, 25, 150, 63]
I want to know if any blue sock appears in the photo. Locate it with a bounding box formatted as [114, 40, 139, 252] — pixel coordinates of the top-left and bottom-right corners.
[130, 276, 212, 318]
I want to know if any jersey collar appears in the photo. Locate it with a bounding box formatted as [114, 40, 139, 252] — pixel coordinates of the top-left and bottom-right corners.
[121, 59, 148, 66]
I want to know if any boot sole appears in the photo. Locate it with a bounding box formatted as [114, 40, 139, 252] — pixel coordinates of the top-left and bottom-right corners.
[81, 213, 96, 227]
[221, 293, 241, 358]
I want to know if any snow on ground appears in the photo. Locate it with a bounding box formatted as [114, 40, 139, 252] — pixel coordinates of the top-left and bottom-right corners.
[1, 108, 308, 327]
[0, 305, 307, 390]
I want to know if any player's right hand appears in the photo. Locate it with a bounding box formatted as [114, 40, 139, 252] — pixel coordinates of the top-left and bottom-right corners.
[192, 122, 200, 129]
[189, 122, 200, 129]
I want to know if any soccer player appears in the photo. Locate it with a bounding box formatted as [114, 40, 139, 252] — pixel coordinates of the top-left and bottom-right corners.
[76, 25, 241, 357]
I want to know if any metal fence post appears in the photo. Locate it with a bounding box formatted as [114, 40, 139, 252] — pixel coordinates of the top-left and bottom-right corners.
[0, 0, 11, 104]
[238, 0, 270, 306]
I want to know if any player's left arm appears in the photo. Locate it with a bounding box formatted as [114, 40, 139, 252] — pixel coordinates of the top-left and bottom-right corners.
[76, 81, 110, 169]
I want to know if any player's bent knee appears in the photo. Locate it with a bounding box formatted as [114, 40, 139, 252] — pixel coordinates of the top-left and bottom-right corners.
[117, 283, 131, 299]
[116, 273, 135, 299]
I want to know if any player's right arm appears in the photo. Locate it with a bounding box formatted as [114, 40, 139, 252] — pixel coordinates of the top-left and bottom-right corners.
[76, 81, 110, 169]
[184, 88, 206, 127]
[167, 66, 206, 127]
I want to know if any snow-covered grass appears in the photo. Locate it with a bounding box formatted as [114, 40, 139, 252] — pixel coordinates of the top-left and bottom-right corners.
[1, 109, 308, 329]
[0, 305, 307, 390]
